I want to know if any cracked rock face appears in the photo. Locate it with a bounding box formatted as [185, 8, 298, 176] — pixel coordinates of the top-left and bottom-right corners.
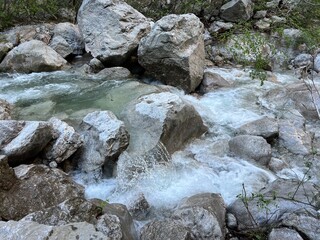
[78, 0, 151, 65]
[0, 164, 84, 220]
[138, 14, 205, 93]
[0, 40, 68, 73]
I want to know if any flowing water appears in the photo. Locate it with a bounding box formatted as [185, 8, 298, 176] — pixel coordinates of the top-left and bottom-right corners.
[0, 68, 310, 218]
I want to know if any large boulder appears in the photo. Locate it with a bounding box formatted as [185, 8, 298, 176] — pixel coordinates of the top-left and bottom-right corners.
[123, 92, 207, 154]
[199, 69, 232, 93]
[140, 220, 192, 240]
[314, 53, 320, 72]
[0, 40, 68, 73]
[0, 221, 108, 240]
[0, 99, 12, 120]
[50, 22, 84, 57]
[173, 193, 226, 240]
[228, 178, 319, 230]
[228, 135, 272, 166]
[280, 209, 320, 240]
[102, 203, 138, 240]
[0, 164, 84, 220]
[279, 121, 312, 155]
[117, 91, 207, 186]
[0, 155, 17, 191]
[220, 0, 253, 23]
[97, 67, 132, 80]
[42, 117, 83, 164]
[78, 111, 130, 179]
[138, 14, 205, 93]
[77, 0, 151, 65]
[268, 228, 303, 240]
[21, 197, 101, 226]
[0, 120, 54, 166]
[236, 117, 279, 139]
[287, 83, 320, 120]
[0, 42, 13, 62]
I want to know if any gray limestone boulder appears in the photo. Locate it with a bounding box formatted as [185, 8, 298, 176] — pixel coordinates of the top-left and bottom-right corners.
[220, 0, 253, 23]
[0, 42, 13, 62]
[228, 178, 319, 230]
[117, 92, 207, 185]
[0, 40, 68, 73]
[287, 83, 320, 120]
[173, 193, 226, 240]
[314, 53, 320, 72]
[138, 14, 205, 93]
[268, 228, 303, 240]
[97, 67, 132, 80]
[0, 155, 17, 191]
[0, 164, 84, 220]
[42, 117, 83, 164]
[280, 209, 320, 240]
[21, 197, 102, 226]
[0, 120, 54, 166]
[128, 193, 151, 220]
[78, 111, 130, 179]
[140, 220, 192, 240]
[49, 36, 73, 58]
[279, 120, 312, 155]
[102, 203, 138, 240]
[229, 135, 272, 166]
[200, 69, 232, 93]
[0, 221, 108, 240]
[0, 99, 12, 120]
[293, 53, 313, 69]
[78, 0, 151, 65]
[122, 92, 207, 155]
[236, 117, 279, 139]
[50, 22, 84, 56]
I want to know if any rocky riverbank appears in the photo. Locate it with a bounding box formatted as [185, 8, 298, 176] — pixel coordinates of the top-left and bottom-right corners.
[0, 0, 320, 239]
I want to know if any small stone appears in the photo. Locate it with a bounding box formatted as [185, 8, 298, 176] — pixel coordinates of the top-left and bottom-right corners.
[49, 161, 58, 168]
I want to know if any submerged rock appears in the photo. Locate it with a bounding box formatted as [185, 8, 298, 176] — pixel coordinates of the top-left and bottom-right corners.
[78, 0, 150, 65]
[138, 14, 205, 93]
[0, 40, 68, 73]
[0, 164, 84, 220]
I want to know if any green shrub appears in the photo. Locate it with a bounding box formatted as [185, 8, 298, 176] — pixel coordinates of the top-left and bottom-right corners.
[0, 0, 82, 31]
